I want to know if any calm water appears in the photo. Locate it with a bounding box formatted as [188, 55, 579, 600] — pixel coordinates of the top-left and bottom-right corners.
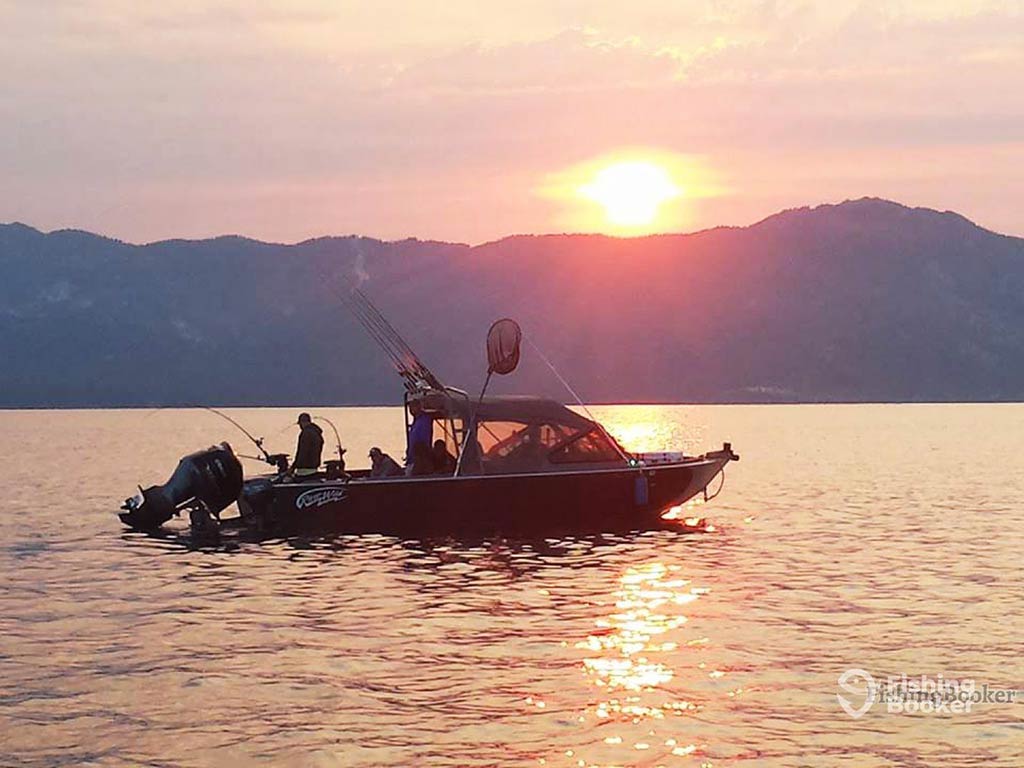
[1, 405, 1022, 767]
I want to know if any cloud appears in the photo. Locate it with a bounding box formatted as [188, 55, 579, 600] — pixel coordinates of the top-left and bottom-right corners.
[0, 0, 1021, 242]
[385, 29, 685, 94]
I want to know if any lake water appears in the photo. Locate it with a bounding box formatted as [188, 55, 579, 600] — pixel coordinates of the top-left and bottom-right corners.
[1, 404, 1022, 767]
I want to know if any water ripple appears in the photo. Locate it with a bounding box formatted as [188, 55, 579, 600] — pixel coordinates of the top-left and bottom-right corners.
[1, 405, 1023, 766]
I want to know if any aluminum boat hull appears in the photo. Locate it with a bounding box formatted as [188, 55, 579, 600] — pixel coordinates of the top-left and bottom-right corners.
[236, 457, 730, 537]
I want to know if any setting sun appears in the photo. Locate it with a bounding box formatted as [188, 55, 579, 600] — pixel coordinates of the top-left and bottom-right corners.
[579, 161, 681, 227]
[541, 150, 720, 236]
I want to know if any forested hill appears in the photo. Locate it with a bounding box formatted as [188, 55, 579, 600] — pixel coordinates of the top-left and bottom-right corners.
[2, 198, 1022, 406]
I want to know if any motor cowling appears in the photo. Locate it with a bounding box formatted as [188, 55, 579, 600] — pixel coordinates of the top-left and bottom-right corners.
[120, 442, 243, 530]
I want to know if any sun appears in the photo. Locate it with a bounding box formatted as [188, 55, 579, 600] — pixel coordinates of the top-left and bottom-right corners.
[540, 150, 720, 235]
[578, 161, 681, 228]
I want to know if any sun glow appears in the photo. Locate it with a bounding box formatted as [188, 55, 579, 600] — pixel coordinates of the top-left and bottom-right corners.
[541, 150, 722, 235]
[579, 161, 681, 227]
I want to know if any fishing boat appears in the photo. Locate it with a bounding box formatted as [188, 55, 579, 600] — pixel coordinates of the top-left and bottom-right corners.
[119, 292, 738, 537]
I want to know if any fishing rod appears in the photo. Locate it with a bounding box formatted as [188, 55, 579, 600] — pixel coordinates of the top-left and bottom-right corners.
[339, 287, 427, 387]
[312, 415, 346, 461]
[145, 403, 289, 469]
[210, 412, 343, 469]
[319, 265, 445, 392]
[194, 405, 276, 465]
[236, 453, 274, 462]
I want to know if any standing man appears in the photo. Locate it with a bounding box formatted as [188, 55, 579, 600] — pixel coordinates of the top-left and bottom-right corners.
[291, 412, 324, 477]
[406, 399, 433, 474]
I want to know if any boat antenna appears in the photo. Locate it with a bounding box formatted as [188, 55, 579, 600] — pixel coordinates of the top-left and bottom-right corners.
[313, 415, 345, 460]
[522, 335, 633, 464]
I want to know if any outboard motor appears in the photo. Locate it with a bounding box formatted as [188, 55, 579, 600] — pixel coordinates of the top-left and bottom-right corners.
[120, 442, 243, 531]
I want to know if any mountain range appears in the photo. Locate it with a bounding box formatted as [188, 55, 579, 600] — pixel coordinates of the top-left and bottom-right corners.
[2, 198, 1023, 407]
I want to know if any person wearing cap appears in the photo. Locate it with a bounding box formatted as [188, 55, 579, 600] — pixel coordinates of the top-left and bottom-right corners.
[369, 447, 403, 478]
[291, 412, 324, 477]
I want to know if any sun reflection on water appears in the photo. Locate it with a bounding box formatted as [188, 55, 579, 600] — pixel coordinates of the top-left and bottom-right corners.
[581, 563, 699, 713]
[555, 562, 713, 766]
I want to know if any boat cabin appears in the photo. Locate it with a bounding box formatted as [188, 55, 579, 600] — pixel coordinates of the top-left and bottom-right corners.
[409, 389, 629, 476]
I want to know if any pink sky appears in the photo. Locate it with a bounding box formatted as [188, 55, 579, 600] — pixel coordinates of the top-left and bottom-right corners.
[1, 1, 1022, 243]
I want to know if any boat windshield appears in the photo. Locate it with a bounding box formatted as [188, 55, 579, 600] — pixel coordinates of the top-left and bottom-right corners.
[410, 391, 628, 475]
[474, 419, 622, 473]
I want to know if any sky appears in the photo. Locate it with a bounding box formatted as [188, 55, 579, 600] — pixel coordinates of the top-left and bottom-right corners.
[1, 0, 1022, 243]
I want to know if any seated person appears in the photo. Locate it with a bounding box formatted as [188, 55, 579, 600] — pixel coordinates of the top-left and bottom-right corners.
[369, 447, 403, 478]
[431, 439, 457, 475]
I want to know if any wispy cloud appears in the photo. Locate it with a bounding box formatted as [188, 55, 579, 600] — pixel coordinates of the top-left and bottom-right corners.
[0, 0, 1021, 242]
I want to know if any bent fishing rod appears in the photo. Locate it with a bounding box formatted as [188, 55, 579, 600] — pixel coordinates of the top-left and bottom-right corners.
[313, 415, 346, 461]
[146, 404, 285, 467]
[149, 405, 342, 470]
[197, 407, 345, 471]
[195, 405, 275, 463]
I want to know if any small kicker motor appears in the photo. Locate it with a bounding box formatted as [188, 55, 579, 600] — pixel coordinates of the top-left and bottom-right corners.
[120, 442, 243, 531]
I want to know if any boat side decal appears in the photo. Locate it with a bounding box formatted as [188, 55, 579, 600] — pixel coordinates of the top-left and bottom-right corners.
[295, 487, 348, 510]
[271, 458, 724, 489]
